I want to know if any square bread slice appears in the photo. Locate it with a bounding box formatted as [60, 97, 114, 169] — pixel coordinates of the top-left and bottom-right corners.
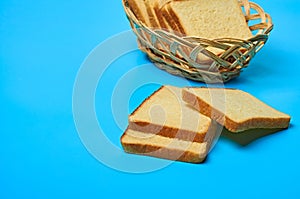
[166, 0, 253, 39]
[121, 128, 209, 163]
[182, 87, 291, 132]
[129, 85, 216, 143]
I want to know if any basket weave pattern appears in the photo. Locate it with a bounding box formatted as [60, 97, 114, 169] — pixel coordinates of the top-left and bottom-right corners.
[123, 0, 273, 83]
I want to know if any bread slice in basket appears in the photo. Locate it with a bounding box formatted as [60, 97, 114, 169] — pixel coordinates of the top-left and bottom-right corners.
[126, 0, 172, 30]
[162, 0, 253, 61]
[128, 85, 217, 143]
[126, 0, 177, 53]
[165, 0, 253, 39]
[126, 0, 255, 64]
[127, 0, 159, 28]
[121, 129, 210, 163]
[182, 87, 291, 132]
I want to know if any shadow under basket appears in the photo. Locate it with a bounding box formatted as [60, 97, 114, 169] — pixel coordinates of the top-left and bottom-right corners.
[122, 0, 273, 83]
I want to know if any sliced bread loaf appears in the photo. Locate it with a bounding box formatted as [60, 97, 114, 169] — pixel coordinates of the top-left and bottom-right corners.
[166, 0, 253, 39]
[121, 128, 209, 163]
[127, 0, 159, 28]
[160, 3, 185, 35]
[182, 87, 291, 132]
[129, 85, 216, 142]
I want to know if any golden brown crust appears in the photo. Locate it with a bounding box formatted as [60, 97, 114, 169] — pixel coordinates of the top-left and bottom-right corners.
[153, 4, 168, 30]
[182, 88, 291, 132]
[122, 139, 206, 163]
[164, 4, 186, 35]
[128, 121, 208, 142]
[129, 85, 215, 143]
[161, 4, 184, 35]
[182, 90, 226, 128]
[120, 129, 127, 142]
[226, 117, 291, 132]
[126, 0, 147, 25]
[145, 1, 159, 28]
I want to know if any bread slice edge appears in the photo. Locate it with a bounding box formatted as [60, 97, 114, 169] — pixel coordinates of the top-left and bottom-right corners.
[182, 87, 291, 132]
[121, 129, 209, 163]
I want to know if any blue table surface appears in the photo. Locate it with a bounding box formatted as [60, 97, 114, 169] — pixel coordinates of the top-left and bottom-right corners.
[1, 0, 300, 198]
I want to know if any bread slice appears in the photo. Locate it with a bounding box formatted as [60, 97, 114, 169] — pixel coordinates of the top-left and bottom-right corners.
[126, 0, 148, 26]
[151, 2, 166, 30]
[160, 2, 185, 36]
[141, 0, 176, 32]
[161, 0, 253, 61]
[166, 0, 253, 40]
[144, 0, 167, 30]
[144, 0, 160, 28]
[182, 87, 291, 132]
[121, 128, 209, 163]
[129, 85, 216, 143]
[127, 0, 159, 28]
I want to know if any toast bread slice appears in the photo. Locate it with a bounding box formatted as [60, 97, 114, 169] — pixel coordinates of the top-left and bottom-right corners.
[147, 0, 175, 32]
[166, 0, 253, 40]
[129, 85, 216, 142]
[161, 3, 185, 35]
[127, 0, 159, 28]
[126, 0, 149, 26]
[121, 129, 209, 163]
[163, 0, 252, 60]
[182, 87, 291, 132]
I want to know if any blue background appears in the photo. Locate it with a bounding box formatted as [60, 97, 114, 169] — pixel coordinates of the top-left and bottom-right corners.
[1, 0, 300, 198]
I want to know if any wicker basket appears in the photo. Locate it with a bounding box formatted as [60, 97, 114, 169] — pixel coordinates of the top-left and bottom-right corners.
[122, 0, 273, 83]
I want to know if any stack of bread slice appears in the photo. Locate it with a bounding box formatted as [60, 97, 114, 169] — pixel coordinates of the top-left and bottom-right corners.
[121, 85, 218, 163]
[121, 86, 291, 163]
[125, 0, 253, 62]
[126, 0, 252, 38]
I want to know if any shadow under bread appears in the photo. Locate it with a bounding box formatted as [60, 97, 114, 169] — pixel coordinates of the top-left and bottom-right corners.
[220, 127, 290, 146]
